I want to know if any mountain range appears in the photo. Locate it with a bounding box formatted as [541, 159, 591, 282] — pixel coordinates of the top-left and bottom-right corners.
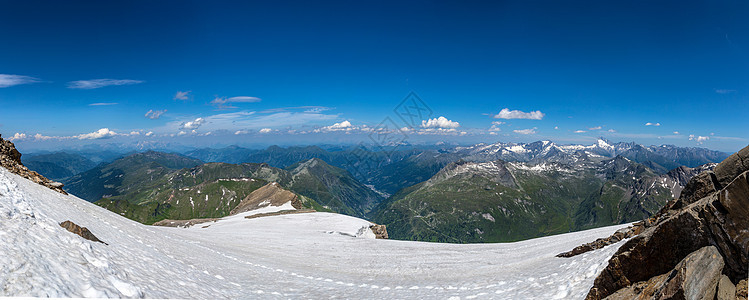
[34, 139, 729, 241]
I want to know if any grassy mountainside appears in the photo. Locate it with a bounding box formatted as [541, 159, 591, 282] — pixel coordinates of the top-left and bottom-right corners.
[372, 157, 674, 243]
[63, 152, 379, 224]
[63, 151, 203, 202]
[22, 152, 98, 181]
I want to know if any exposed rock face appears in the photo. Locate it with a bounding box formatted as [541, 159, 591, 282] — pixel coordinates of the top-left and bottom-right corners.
[605, 246, 724, 300]
[369, 224, 389, 239]
[229, 182, 301, 215]
[557, 227, 639, 258]
[585, 144, 749, 300]
[59, 220, 106, 245]
[0, 134, 67, 194]
[717, 275, 737, 300]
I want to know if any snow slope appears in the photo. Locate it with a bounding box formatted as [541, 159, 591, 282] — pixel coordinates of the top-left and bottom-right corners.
[0, 167, 628, 299]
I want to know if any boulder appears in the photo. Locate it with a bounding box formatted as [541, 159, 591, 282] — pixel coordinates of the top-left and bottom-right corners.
[604, 246, 724, 300]
[737, 279, 747, 300]
[59, 220, 107, 245]
[716, 275, 736, 300]
[369, 224, 389, 239]
[674, 171, 719, 208]
[713, 146, 749, 188]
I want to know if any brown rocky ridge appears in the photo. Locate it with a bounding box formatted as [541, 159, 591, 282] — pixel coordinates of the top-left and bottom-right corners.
[59, 220, 107, 245]
[0, 134, 67, 194]
[583, 144, 749, 300]
[230, 181, 302, 215]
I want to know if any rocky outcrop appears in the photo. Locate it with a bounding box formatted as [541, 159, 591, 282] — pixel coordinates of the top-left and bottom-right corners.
[737, 279, 747, 300]
[557, 226, 640, 258]
[229, 182, 301, 215]
[605, 246, 723, 300]
[0, 134, 67, 194]
[152, 218, 219, 228]
[369, 224, 388, 239]
[59, 220, 106, 245]
[585, 145, 749, 300]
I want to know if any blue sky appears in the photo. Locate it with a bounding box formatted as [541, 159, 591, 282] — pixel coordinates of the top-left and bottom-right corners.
[1, 1, 747, 152]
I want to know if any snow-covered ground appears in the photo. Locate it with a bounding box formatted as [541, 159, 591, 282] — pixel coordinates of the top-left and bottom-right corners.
[0, 167, 628, 299]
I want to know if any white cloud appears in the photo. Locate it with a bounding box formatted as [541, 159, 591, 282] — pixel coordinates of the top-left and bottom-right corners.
[259, 128, 273, 133]
[89, 102, 118, 106]
[211, 96, 261, 109]
[673, 131, 680, 135]
[589, 126, 602, 130]
[714, 89, 736, 94]
[574, 130, 586, 133]
[234, 130, 249, 135]
[554, 126, 559, 130]
[0, 74, 40, 88]
[494, 108, 544, 120]
[421, 116, 460, 129]
[178, 131, 187, 136]
[145, 109, 167, 120]
[67, 79, 143, 89]
[513, 128, 537, 135]
[75, 128, 117, 140]
[145, 131, 154, 137]
[316, 120, 356, 133]
[645, 122, 661, 126]
[689, 134, 710, 143]
[34, 133, 57, 141]
[491, 121, 505, 126]
[129, 131, 140, 136]
[174, 91, 191, 100]
[608, 129, 617, 133]
[8, 133, 28, 141]
[180, 118, 205, 130]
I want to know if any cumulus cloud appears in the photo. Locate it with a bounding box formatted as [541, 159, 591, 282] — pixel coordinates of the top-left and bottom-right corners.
[673, 131, 680, 135]
[67, 79, 143, 89]
[145, 131, 154, 137]
[145, 109, 167, 120]
[689, 134, 710, 143]
[645, 122, 661, 126]
[315, 120, 356, 133]
[129, 131, 140, 135]
[75, 128, 117, 140]
[608, 129, 617, 133]
[554, 126, 559, 130]
[8, 133, 28, 141]
[589, 126, 602, 130]
[0, 74, 40, 88]
[514, 128, 537, 135]
[180, 117, 205, 130]
[259, 128, 273, 133]
[174, 91, 191, 101]
[494, 108, 544, 120]
[178, 131, 187, 136]
[89, 102, 118, 106]
[421, 116, 460, 129]
[574, 130, 586, 133]
[210, 96, 261, 109]
[34, 133, 57, 141]
[235, 130, 249, 135]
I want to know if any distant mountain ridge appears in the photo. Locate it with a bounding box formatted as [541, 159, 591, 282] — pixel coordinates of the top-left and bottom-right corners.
[64, 151, 383, 224]
[370, 153, 718, 243]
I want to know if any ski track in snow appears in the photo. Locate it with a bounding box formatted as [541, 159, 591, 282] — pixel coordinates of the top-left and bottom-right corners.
[0, 168, 628, 299]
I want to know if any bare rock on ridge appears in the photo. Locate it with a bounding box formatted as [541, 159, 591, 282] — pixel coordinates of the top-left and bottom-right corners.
[0, 134, 67, 194]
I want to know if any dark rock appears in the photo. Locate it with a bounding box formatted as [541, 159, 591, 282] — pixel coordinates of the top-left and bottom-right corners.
[557, 226, 639, 258]
[586, 144, 749, 300]
[0, 134, 67, 194]
[716, 275, 736, 300]
[674, 171, 719, 209]
[737, 279, 747, 300]
[604, 246, 724, 300]
[369, 224, 388, 239]
[713, 146, 749, 188]
[59, 220, 107, 245]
